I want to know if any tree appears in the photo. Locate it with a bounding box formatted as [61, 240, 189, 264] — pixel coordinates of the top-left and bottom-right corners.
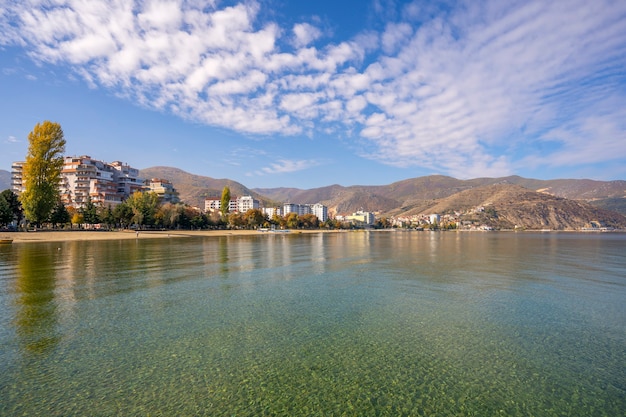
[228, 211, 244, 229]
[286, 212, 299, 229]
[220, 186, 231, 217]
[20, 121, 66, 226]
[100, 206, 115, 229]
[243, 209, 266, 229]
[113, 202, 134, 229]
[300, 213, 319, 229]
[0, 189, 23, 225]
[81, 196, 100, 225]
[0, 194, 13, 226]
[49, 202, 70, 228]
[71, 212, 84, 228]
[125, 191, 159, 228]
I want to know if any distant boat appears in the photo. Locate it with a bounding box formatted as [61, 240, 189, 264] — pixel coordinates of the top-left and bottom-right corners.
[0, 238, 13, 244]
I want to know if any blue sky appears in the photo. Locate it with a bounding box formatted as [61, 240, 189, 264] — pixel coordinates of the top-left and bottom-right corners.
[1, 0, 625, 189]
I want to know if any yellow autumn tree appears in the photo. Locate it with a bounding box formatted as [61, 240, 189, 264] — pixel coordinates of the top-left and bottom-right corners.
[20, 121, 66, 226]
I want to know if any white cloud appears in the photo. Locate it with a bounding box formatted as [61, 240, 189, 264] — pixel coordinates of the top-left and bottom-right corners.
[1, 0, 625, 178]
[257, 159, 323, 175]
[381, 22, 412, 55]
[292, 23, 321, 48]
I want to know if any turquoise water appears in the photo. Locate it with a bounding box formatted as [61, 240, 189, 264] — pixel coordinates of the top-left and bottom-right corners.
[0, 232, 624, 416]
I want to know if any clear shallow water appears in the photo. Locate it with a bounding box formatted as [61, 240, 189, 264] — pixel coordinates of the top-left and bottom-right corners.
[0, 231, 624, 416]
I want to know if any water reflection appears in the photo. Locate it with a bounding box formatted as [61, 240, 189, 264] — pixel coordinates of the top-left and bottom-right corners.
[218, 237, 229, 275]
[14, 244, 59, 355]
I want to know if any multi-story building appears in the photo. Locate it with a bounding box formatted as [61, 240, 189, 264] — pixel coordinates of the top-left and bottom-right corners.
[262, 207, 281, 218]
[342, 210, 375, 226]
[10, 161, 25, 194]
[205, 197, 221, 212]
[237, 195, 259, 212]
[60, 156, 122, 208]
[311, 203, 328, 222]
[110, 161, 143, 198]
[12, 156, 144, 209]
[205, 196, 256, 213]
[144, 178, 180, 204]
[283, 203, 327, 220]
[283, 203, 312, 216]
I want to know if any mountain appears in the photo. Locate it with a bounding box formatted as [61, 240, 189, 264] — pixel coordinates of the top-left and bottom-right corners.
[253, 175, 626, 215]
[0, 169, 10, 191]
[139, 166, 276, 209]
[388, 183, 626, 230]
[139, 166, 625, 229]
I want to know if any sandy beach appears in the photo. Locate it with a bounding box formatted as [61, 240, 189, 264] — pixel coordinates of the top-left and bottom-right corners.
[1, 228, 337, 244]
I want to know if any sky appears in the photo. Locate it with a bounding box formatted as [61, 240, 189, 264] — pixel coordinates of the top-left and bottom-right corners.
[1, 0, 625, 189]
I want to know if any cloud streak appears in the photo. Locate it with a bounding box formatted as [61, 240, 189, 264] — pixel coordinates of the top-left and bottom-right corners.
[254, 159, 325, 176]
[1, 0, 625, 179]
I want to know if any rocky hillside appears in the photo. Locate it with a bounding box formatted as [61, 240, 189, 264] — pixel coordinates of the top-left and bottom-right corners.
[254, 175, 626, 215]
[391, 184, 626, 230]
[139, 166, 277, 208]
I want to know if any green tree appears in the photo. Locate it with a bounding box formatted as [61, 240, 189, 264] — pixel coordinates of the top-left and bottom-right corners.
[286, 212, 299, 229]
[220, 186, 231, 217]
[100, 206, 116, 229]
[228, 211, 244, 229]
[20, 121, 66, 226]
[49, 202, 71, 228]
[125, 191, 159, 228]
[113, 202, 134, 229]
[81, 196, 100, 225]
[0, 193, 13, 226]
[243, 209, 266, 229]
[300, 213, 319, 229]
[0, 189, 23, 225]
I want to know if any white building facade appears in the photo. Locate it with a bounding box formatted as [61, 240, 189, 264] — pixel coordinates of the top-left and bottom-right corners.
[13, 156, 145, 209]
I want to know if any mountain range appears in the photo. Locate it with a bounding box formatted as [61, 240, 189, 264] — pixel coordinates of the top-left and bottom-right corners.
[2, 167, 626, 229]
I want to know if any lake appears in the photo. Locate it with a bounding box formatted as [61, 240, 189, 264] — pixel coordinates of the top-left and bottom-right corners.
[1, 231, 624, 416]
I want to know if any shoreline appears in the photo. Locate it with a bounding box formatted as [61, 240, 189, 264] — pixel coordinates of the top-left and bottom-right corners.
[1, 227, 622, 244]
[1, 229, 341, 244]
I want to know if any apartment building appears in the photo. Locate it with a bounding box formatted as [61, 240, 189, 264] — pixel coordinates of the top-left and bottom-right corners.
[144, 178, 180, 204]
[283, 203, 328, 221]
[110, 161, 143, 198]
[339, 210, 375, 226]
[311, 203, 328, 222]
[283, 203, 312, 216]
[12, 156, 143, 209]
[204, 197, 237, 213]
[60, 156, 121, 208]
[10, 161, 25, 194]
[262, 207, 281, 218]
[237, 195, 259, 212]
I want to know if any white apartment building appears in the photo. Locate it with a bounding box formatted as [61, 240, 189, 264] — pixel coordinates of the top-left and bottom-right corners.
[311, 203, 328, 222]
[205, 195, 258, 213]
[262, 207, 281, 218]
[10, 161, 25, 194]
[12, 156, 144, 209]
[110, 161, 143, 198]
[283, 203, 328, 221]
[237, 195, 259, 212]
[61, 156, 121, 208]
[283, 203, 312, 216]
